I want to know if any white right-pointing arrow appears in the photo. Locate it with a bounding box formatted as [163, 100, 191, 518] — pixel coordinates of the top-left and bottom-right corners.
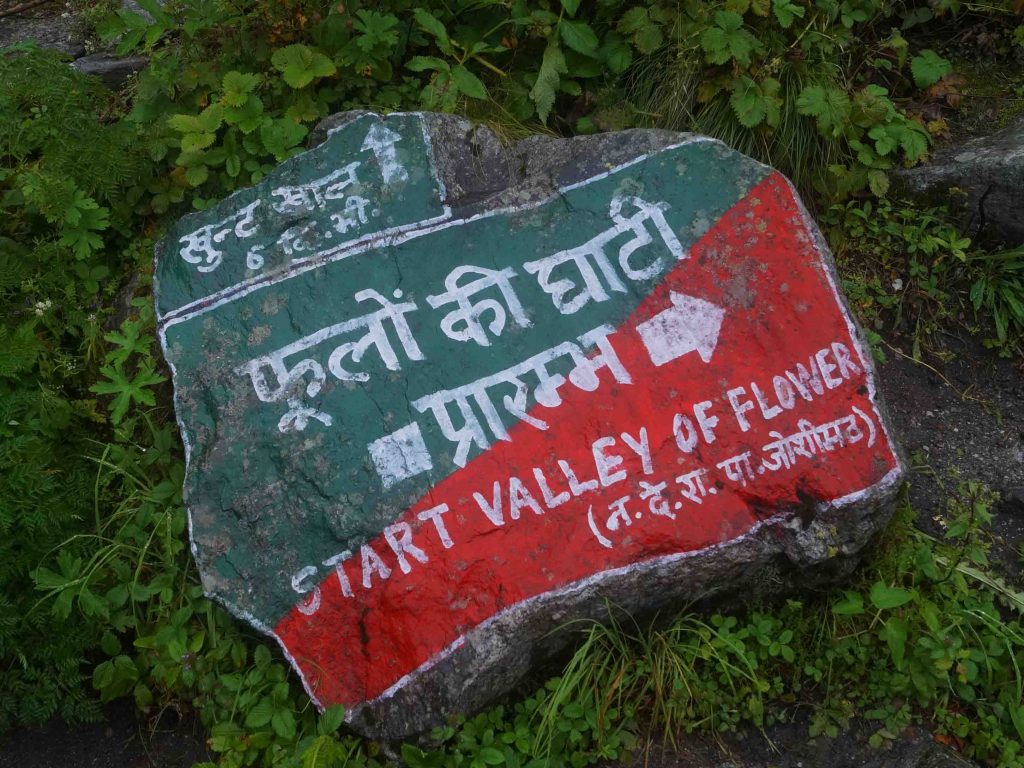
[636, 292, 726, 366]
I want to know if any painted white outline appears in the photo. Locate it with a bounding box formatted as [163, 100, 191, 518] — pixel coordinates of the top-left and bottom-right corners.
[155, 118, 905, 719]
[158, 133, 717, 331]
[157, 112, 452, 325]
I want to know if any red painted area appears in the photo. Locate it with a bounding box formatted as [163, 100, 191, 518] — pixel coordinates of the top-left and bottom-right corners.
[274, 173, 899, 708]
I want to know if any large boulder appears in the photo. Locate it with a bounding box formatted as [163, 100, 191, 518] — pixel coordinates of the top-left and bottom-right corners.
[893, 115, 1024, 247]
[154, 112, 904, 741]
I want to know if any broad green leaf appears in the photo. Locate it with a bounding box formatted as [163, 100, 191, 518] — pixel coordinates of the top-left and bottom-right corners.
[353, 10, 400, 52]
[601, 32, 633, 74]
[478, 747, 506, 766]
[222, 71, 260, 106]
[167, 114, 201, 134]
[180, 132, 216, 153]
[897, 121, 929, 161]
[869, 581, 914, 610]
[882, 616, 908, 668]
[272, 708, 297, 740]
[559, 20, 599, 55]
[259, 118, 308, 161]
[561, 0, 582, 15]
[406, 56, 450, 73]
[617, 7, 651, 34]
[271, 44, 337, 89]
[184, 164, 209, 187]
[634, 23, 664, 54]
[33, 566, 71, 590]
[918, 598, 941, 632]
[413, 9, 452, 54]
[910, 49, 952, 88]
[796, 85, 851, 136]
[530, 37, 568, 124]
[868, 169, 890, 197]
[701, 11, 758, 67]
[618, 7, 663, 54]
[832, 590, 864, 615]
[773, 0, 806, 28]
[318, 704, 346, 735]
[245, 697, 275, 728]
[303, 734, 339, 768]
[451, 65, 488, 99]
[730, 76, 767, 128]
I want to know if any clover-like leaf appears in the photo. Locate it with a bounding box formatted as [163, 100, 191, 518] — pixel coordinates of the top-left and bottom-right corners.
[618, 7, 664, 54]
[259, 117, 308, 161]
[796, 84, 851, 137]
[271, 44, 337, 89]
[773, 0, 806, 28]
[222, 71, 261, 107]
[910, 49, 952, 88]
[730, 76, 781, 128]
[701, 11, 758, 67]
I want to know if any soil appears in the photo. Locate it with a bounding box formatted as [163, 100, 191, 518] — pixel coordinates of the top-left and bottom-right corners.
[631, 716, 973, 768]
[0, 701, 210, 768]
[878, 334, 1024, 566]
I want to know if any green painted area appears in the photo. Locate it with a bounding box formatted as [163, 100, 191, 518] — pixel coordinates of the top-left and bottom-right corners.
[159, 132, 769, 624]
[156, 113, 448, 316]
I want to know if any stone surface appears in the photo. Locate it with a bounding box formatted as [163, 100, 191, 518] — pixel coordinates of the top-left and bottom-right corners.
[71, 53, 148, 89]
[155, 112, 904, 740]
[0, 10, 85, 57]
[893, 115, 1024, 247]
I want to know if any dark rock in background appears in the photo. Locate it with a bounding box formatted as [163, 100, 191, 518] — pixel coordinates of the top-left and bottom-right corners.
[893, 116, 1024, 247]
[71, 52, 147, 89]
[0, 6, 85, 57]
[0, 0, 147, 90]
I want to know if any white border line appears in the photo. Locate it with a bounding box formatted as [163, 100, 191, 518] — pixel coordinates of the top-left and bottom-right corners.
[364, 466, 904, 710]
[334, 174, 907, 716]
[158, 112, 452, 326]
[158, 135, 718, 331]
[156, 128, 904, 718]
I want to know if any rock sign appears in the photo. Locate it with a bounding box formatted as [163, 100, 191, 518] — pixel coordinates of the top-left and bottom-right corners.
[155, 112, 904, 739]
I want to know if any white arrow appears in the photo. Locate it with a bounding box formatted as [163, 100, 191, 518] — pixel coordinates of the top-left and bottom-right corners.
[636, 292, 726, 366]
[360, 122, 409, 186]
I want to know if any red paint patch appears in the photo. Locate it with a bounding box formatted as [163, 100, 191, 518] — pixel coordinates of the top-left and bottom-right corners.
[274, 173, 899, 707]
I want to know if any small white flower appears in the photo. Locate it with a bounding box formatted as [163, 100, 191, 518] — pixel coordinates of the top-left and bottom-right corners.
[891, 278, 904, 291]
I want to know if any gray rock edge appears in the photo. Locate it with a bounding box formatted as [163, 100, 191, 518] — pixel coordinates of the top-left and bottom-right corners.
[295, 112, 909, 741]
[891, 115, 1024, 247]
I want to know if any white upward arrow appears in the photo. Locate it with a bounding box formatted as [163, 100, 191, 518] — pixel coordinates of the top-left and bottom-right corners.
[361, 122, 409, 186]
[636, 292, 726, 366]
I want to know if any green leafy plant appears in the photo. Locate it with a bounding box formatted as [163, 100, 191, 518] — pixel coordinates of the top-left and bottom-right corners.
[827, 198, 1024, 357]
[542, 485, 1024, 766]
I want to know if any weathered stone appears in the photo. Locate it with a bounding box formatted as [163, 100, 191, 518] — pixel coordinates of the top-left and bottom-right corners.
[155, 112, 904, 740]
[0, 12, 85, 57]
[892, 116, 1024, 247]
[71, 53, 147, 89]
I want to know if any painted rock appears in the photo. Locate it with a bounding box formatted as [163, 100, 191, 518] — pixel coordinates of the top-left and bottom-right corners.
[155, 112, 904, 740]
